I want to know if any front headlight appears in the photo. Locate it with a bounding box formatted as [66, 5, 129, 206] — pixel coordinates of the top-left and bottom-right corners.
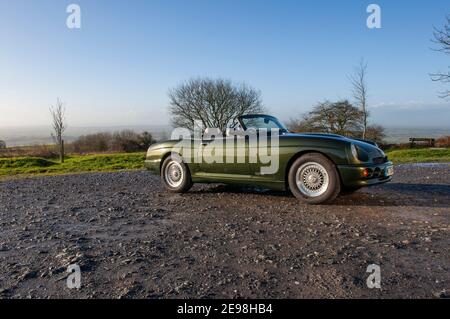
[350, 143, 369, 162]
[377, 147, 385, 157]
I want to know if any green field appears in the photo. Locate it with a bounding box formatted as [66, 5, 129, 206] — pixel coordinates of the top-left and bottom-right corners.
[0, 148, 449, 179]
[0, 153, 146, 178]
[385, 148, 450, 164]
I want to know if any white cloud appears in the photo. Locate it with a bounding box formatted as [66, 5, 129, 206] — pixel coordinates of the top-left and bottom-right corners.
[371, 100, 449, 110]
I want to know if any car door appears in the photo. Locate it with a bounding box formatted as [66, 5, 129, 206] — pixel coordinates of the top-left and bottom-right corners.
[196, 135, 225, 174]
[197, 133, 251, 177]
[221, 135, 251, 176]
[248, 130, 280, 179]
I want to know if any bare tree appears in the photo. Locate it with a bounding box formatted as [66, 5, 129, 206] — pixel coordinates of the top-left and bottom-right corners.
[350, 59, 369, 139]
[288, 100, 386, 143]
[169, 78, 264, 133]
[430, 15, 450, 98]
[50, 98, 67, 163]
[364, 124, 386, 145]
[288, 100, 364, 136]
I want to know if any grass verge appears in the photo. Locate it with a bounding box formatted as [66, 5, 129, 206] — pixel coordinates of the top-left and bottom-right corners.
[386, 148, 450, 164]
[0, 148, 449, 180]
[0, 153, 146, 178]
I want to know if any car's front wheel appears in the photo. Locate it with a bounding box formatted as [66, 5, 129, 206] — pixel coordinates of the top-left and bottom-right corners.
[288, 153, 341, 204]
[161, 154, 192, 193]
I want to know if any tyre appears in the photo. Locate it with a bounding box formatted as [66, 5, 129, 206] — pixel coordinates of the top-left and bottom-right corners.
[160, 154, 192, 193]
[288, 153, 341, 204]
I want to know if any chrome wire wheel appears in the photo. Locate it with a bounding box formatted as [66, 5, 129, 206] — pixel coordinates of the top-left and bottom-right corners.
[295, 162, 329, 197]
[164, 160, 184, 188]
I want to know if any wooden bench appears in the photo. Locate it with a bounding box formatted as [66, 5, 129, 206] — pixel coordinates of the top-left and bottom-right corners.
[409, 137, 435, 148]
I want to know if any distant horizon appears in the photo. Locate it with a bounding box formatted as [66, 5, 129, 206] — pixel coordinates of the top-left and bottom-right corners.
[1, 123, 450, 130]
[1, 124, 449, 147]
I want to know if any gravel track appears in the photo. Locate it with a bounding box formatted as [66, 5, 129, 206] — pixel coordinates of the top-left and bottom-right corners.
[0, 163, 449, 298]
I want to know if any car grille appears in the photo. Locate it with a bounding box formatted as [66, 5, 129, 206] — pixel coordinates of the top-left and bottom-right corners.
[373, 156, 388, 164]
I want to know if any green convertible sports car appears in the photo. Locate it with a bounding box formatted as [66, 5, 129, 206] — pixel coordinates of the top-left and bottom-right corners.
[145, 114, 393, 204]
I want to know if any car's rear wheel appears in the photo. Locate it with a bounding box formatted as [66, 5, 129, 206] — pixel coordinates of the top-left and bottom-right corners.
[161, 154, 192, 193]
[288, 153, 340, 204]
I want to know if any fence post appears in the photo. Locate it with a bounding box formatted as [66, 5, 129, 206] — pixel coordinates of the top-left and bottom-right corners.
[60, 140, 65, 163]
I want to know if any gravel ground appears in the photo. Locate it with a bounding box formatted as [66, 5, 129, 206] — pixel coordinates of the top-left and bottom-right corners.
[0, 164, 449, 299]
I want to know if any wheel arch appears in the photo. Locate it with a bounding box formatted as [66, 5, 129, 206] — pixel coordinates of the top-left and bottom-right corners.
[159, 152, 172, 172]
[159, 151, 192, 175]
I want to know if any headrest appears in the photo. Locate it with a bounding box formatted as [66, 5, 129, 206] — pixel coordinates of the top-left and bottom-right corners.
[203, 128, 222, 138]
[225, 127, 245, 137]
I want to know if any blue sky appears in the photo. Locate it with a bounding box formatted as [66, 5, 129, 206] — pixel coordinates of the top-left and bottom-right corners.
[0, 0, 449, 128]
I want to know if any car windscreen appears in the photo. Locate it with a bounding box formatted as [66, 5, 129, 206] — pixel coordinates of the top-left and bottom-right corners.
[240, 116, 287, 131]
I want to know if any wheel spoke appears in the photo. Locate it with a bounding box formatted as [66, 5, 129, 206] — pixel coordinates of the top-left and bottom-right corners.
[165, 161, 184, 188]
[295, 162, 329, 197]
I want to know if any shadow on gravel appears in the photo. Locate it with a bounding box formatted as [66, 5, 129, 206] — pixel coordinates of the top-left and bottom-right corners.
[190, 184, 289, 197]
[335, 193, 449, 208]
[191, 183, 450, 208]
[340, 183, 450, 208]
[379, 183, 450, 195]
